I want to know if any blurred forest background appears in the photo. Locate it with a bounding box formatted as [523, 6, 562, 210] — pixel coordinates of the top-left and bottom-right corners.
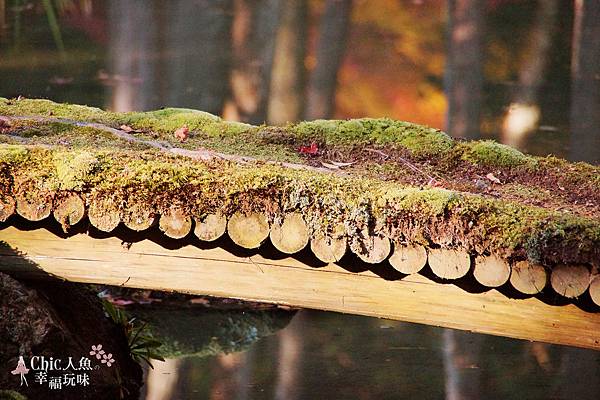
[0, 0, 598, 163]
[1, 1, 600, 399]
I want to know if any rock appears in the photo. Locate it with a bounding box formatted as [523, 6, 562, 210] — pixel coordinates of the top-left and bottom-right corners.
[0, 271, 142, 399]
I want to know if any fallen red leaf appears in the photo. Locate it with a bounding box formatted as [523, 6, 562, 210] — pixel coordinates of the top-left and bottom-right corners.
[175, 126, 189, 142]
[299, 142, 318, 155]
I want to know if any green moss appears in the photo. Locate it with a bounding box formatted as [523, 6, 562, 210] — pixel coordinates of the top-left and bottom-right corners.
[1, 98, 599, 266]
[53, 151, 100, 190]
[121, 108, 252, 137]
[0, 98, 105, 121]
[463, 140, 531, 167]
[0, 145, 29, 164]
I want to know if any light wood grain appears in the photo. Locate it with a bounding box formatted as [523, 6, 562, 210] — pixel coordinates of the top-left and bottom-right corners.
[1, 226, 599, 350]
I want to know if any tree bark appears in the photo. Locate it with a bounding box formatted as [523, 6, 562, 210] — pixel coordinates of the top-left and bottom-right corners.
[230, 0, 282, 124]
[304, 0, 352, 120]
[444, 0, 484, 139]
[268, 0, 307, 125]
[569, 0, 600, 164]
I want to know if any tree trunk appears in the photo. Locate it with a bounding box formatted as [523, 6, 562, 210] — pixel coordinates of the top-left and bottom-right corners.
[444, 0, 484, 139]
[501, 0, 559, 148]
[569, 0, 600, 164]
[304, 0, 352, 120]
[165, 0, 234, 115]
[275, 312, 305, 400]
[443, 329, 483, 400]
[108, 0, 160, 111]
[144, 358, 183, 400]
[267, 0, 308, 125]
[230, 0, 282, 124]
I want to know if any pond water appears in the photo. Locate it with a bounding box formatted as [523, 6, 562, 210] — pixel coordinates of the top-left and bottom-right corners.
[1, 1, 599, 399]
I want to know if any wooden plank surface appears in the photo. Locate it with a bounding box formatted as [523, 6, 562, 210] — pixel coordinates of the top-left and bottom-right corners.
[1, 225, 599, 350]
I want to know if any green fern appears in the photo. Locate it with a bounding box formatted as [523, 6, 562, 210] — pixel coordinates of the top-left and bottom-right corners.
[101, 299, 165, 369]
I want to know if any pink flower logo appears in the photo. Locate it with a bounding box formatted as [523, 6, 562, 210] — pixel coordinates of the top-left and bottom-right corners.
[90, 344, 105, 360]
[101, 353, 115, 367]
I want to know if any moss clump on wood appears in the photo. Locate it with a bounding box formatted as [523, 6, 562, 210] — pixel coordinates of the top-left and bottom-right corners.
[53, 151, 99, 190]
[1, 98, 599, 267]
[462, 140, 531, 167]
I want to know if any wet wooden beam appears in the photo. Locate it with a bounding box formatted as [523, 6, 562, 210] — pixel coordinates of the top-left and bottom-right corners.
[1, 225, 599, 350]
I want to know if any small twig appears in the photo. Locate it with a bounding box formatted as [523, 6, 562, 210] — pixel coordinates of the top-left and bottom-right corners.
[3, 115, 338, 175]
[365, 148, 390, 160]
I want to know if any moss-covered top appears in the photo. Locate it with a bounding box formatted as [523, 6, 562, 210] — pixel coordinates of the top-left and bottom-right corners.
[1, 98, 599, 267]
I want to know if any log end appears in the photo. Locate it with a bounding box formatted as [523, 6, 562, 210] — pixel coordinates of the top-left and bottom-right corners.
[509, 261, 547, 295]
[159, 208, 192, 239]
[123, 204, 157, 232]
[388, 244, 427, 275]
[270, 213, 309, 254]
[0, 195, 16, 222]
[53, 193, 85, 231]
[227, 212, 270, 249]
[351, 235, 391, 264]
[550, 264, 590, 299]
[88, 197, 121, 233]
[15, 193, 52, 222]
[428, 248, 471, 280]
[473, 255, 511, 288]
[194, 213, 228, 242]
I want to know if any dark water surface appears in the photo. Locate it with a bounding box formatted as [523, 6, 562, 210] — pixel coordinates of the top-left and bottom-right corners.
[1, 1, 599, 399]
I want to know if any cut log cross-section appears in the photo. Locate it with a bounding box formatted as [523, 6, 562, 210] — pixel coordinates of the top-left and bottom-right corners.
[88, 196, 121, 232]
[270, 213, 309, 254]
[0, 195, 15, 222]
[473, 255, 511, 288]
[510, 261, 547, 295]
[227, 212, 270, 249]
[15, 192, 52, 221]
[388, 244, 427, 275]
[352, 235, 391, 264]
[310, 223, 347, 263]
[589, 275, 600, 307]
[123, 203, 156, 232]
[428, 248, 471, 280]
[53, 193, 85, 231]
[550, 264, 590, 298]
[159, 207, 192, 239]
[194, 213, 227, 242]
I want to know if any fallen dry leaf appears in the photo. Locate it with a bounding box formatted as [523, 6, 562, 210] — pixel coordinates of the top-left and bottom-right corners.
[174, 126, 189, 142]
[330, 161, 355, 167]
[120, 124, 143, 133]
[486, 173, 502, 184]
[321, 162, 340, 170]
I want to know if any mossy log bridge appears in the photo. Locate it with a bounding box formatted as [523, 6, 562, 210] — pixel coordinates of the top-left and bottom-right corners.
[1, 99, 599, 349]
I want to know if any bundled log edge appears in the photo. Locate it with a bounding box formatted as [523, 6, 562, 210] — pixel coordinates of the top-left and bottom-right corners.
[1, 196, 598, 306]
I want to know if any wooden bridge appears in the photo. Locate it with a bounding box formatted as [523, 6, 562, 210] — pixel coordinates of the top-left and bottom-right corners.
[1, 99, 599, 350]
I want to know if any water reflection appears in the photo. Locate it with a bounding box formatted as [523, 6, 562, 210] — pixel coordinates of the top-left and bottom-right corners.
[138, 310, 600, 400]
